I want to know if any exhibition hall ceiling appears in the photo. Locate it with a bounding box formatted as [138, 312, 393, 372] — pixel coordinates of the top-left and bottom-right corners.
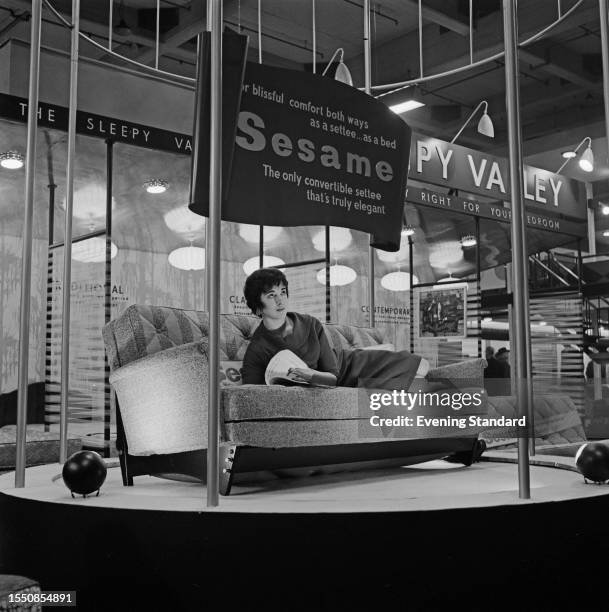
[0, 0, 604, 265]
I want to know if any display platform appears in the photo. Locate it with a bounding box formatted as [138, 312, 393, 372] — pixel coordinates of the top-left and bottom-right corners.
[1, 455, 608, 611]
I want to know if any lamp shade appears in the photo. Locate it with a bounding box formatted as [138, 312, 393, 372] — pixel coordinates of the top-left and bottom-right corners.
[381, 271, 419, 291]
[0, 151, 24, 169]
[316, 265, 356, 287]
[579, 145, 594, 172]
[168, 246, 206, 270]
[243, 255, 285, 276]
[334, 60, 353, 86]
[238, 224, 282, 243]
[312, 227, 352, 252]
[72, 237, 118, 263]
[477, 111, 494, 138]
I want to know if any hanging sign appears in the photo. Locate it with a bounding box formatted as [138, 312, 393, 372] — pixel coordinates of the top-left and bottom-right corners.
[190, 57, 412, 252]
[410, 136, 586, 221]
[406, 186, 586, 237]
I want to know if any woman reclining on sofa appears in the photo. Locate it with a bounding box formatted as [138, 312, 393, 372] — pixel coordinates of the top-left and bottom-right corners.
[241, 268, 428, 391]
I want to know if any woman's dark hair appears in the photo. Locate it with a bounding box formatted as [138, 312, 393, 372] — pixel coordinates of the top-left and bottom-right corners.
[243, 268, 289, 316]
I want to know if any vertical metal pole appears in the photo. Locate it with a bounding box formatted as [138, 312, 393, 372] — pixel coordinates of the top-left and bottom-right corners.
[503, 0, 531, 499]
[475, 216, 481, 359]
[155, 0, 160, 69]
[364, 0, 374, 327]
[108, 0, 113, 51]
[312, 0, 316, 74]
[206, 0, 222, 508]
[59, 0, 80, 464]
[325, 226, 330, 322]
[15, 0, 42, 488]
[409, 237, 414, 354]
[600, 0, 609, 180]
[258, 226, 264, 269]
[586, 183, 596, 255]
[104, 140, 113, 458]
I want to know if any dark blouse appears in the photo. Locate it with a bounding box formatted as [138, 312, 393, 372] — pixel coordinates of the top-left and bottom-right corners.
[241, 312, 339, 385]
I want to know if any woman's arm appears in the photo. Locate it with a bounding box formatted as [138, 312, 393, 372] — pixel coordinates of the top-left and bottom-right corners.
[288, 367, 337, 387]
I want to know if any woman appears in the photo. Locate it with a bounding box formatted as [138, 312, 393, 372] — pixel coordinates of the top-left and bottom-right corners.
[241, 268, 426, 389]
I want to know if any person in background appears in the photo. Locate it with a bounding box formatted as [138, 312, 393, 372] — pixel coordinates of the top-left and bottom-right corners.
[495, 347, 511, 378]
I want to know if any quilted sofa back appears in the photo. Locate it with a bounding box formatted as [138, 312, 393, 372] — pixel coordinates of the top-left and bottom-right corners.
[102, 304, 386, 371]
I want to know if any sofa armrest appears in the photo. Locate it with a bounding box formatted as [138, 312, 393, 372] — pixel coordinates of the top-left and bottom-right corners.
[109, 341, 209, 456]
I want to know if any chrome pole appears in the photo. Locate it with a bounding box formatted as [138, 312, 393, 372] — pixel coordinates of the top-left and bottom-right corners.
[502, 0, 531, 499]
[599, 0, 609, 194]
[59, 0, 81, 464]
[15, 0, 42, 488]
[206, 0, 222, 508]
[364, 0, 375, 327]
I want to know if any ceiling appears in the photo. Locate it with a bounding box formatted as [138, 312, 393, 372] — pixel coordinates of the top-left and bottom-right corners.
[0, 0, 607, 272]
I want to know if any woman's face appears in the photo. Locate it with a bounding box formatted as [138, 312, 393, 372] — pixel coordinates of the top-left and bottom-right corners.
[259, 283, 289, 322]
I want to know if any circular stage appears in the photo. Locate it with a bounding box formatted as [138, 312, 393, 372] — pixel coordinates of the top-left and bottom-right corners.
[1, 455, 608, 610]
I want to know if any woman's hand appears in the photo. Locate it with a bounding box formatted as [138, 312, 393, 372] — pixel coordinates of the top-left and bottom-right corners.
[287, 367, 315, 383]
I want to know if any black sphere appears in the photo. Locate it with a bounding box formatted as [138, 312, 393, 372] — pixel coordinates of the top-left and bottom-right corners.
[575, 443, 609, 484]
[62, 450, 107, 496]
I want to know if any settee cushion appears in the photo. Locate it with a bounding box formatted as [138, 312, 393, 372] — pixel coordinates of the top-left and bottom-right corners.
[426, 358, 487, 386]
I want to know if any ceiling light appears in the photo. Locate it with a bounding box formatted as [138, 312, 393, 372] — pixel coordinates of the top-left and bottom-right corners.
[451, 100, 494, 144]
[144, 179, 168, 194]
[322, 48, 353, 87]
[316, 264, 357, 287]
[376, 235, 409, 263]
[389, 99, 425, 114]
[401, 225, 415, 237]
[71, 237, 118, 263]
[557, 136, 594, 174]
[238, 224, 282, 243]
[461, 234, 477, 247]
[168, 246, 206, 271]
[243, 255, 285, 276]
[0, 151, 24, 169]
[601, 204, 609, 215]
[603, 230, 609, 237]
[163, 206, 205, 236]
[312, 227, 352, 252]
[380, 271, 419, 291]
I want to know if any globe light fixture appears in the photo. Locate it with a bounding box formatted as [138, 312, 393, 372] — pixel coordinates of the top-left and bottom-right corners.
[163, 206, 205, 236]
[143, 179, 168, 194]
[0, 151, 24, 169]
[603, 229, 609, 237]
[62, 184, 116, 220]
[238, 224, 282, 243]
[429, 241, 464, 268]
[376, 235, 409, 263]
[380, 271, 419, 292]
[168, 245, 206, 270]
[601, 204, 609, 215]
[316, 264, 357, 287]
[312, 227, 352, 252]
[71, 237, 118, 263]
[243, 255, 285, 276]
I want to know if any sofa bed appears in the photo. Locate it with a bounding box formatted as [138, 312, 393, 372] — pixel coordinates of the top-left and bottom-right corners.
[102, 305, 582, 495]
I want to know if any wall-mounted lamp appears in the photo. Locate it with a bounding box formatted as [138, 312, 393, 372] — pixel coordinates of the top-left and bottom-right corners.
[322, 48, 353, 86]
[451, 100, 494, 144]
[557, 137, 594, 174]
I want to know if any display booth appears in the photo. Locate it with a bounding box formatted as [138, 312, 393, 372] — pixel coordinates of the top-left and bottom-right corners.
[2, 1, 609, 609]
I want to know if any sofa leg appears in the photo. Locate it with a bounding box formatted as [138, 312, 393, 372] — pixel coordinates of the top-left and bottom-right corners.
[219, 444, 239, 496]
[118, 450, 134, 486]
[444, 438, 486, 467]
